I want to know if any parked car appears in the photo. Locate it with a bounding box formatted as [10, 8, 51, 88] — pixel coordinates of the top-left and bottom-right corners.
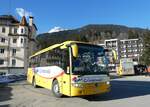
[0, 75, 16, 83]
[145, 66, 150, 76]
[134, 64, 147, 75]
[0, 74, 27, 84]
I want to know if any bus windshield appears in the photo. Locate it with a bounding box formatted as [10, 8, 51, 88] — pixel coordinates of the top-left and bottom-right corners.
[72, 44, 108, 75]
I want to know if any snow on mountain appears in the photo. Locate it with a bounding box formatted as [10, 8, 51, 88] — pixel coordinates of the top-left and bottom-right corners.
[48, 27, 68, 33]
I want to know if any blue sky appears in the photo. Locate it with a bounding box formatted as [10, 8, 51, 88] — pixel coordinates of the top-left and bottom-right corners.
[1, 0, 150, 34]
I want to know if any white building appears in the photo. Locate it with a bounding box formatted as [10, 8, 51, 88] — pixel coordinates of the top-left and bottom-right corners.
[0, 15, 37, 75]
[104, 38, 143, 63]
[104, 39, 120, 60]
[120, 39, 143, 61]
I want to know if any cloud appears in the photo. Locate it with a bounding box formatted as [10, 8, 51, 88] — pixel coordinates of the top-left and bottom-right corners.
[48, 27, 68, 33]
[16, 8, 32, 18]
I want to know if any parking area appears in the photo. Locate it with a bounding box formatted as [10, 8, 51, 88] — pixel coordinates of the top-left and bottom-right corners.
[1, 75, 150, 107]
[0, 74, 26, 84]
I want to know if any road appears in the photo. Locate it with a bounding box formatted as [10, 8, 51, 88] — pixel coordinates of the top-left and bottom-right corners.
[1, 75, 150, 107]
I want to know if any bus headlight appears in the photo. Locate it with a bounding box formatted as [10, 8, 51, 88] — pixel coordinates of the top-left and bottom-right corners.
[72, 83, 83, 88]
[106, 81, 110, 85]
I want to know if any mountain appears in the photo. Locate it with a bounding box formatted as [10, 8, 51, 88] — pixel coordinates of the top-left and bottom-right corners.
[36, 24, 147, 49]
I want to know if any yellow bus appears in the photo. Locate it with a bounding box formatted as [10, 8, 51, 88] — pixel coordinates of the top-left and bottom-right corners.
[27, 41, 110, 97]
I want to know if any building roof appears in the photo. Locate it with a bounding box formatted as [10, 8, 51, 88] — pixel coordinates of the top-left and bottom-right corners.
[0, 14, 37, 30]
[33, 23, 38, 30]
[105, 38, 119, 42]
[0, 15, 19, 23]
[120, 39, 139, 41]
[20, 16, 28, 26]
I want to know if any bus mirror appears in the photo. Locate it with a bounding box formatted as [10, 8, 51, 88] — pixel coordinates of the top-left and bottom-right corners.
[71, 44, 78, 58]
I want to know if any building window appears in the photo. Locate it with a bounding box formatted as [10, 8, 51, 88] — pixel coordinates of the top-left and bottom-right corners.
[0, 59, 4, 65]
[21, 38, 23, 43]
[21, 28, 24, 33]
[123, 45, 126, 48]
[1, 38, 5, 43]
[127, 45, 131, 47]
[0, 49, 5, 53]
[12, 49, 16, 56]
[24, 38, 26, 44]
[25, 28, 27, 34]
[133, 45, 137, 47]
[13, 39, 17, 43]
[12, 59, 16, 66]
[14, 28, 17, 34]
[128, 50, 132, 52]
[2, 27, 5, 33]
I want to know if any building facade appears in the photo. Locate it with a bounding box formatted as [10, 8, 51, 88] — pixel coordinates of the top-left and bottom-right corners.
[120, 39, 143, 61]
[104, 38, 143, 63]
[104, 39, 120, 61]
[0, 15, 37, 75]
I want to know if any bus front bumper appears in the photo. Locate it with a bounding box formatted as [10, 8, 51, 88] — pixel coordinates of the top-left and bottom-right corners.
[70, 82, 111, 96]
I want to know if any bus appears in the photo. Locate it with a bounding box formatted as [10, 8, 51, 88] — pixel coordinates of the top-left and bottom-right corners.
[117, 58, 135, 76]
[27, 41, 110, 97]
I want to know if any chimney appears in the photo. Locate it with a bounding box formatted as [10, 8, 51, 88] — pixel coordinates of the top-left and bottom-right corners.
[29, 16, 34, 26]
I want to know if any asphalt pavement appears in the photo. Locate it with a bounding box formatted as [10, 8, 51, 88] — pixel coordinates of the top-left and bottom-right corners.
[1, 75, 150, 107]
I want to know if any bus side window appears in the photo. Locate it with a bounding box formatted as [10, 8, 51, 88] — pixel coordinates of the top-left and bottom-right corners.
[29, 57, 35, 67]
[29, 62, 31, 67]
[61, 49, 69, 72]
[46, 48, 61, 66]
[40, 53, 47, 66]
[44, 47, 69, 73]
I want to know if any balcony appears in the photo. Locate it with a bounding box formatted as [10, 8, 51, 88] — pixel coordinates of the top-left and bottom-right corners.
[10, 43, 18, 48]
[0, 53, 8, 59]
[0, 42, 8, 47]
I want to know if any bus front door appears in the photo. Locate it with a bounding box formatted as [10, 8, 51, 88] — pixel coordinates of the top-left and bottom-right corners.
[62, 69, 71, 96]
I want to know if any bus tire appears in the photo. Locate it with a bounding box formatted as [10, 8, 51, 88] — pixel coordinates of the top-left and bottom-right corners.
[32, 77, 37, 88]
[52, 80, 63, 98]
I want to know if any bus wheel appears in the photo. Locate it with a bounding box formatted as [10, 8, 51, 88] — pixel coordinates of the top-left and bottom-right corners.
[52, 80, 63, 98]
[32, 77, 37, 88]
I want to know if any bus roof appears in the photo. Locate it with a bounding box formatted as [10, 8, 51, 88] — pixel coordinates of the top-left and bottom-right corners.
[29, 41, 103, 58]
[30, 41, 79, 58]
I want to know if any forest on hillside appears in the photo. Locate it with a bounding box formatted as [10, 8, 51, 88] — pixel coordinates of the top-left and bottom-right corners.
[36, 24, 147, 49]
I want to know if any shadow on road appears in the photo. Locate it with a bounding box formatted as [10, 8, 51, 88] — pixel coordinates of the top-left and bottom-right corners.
[0, 84, 12, 107]
[82, 80, 150, 101]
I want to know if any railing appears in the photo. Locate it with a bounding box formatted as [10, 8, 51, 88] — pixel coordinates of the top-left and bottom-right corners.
[0, 42, 8, 47]
[0, 54, 8, 59]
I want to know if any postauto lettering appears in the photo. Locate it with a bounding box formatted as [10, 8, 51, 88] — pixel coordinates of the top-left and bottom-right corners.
[74, 77, 102, 83]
